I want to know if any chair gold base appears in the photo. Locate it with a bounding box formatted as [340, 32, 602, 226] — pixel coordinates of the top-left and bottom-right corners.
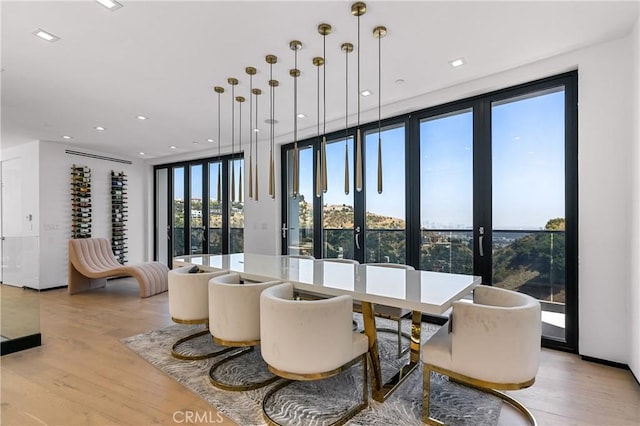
[170, 327, 236, 361]
[262, 353, 369, 426]
[423, 364, 537, 426]
[209, 346, 281, 391]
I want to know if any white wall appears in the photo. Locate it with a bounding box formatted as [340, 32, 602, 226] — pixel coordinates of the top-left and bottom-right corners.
[629, 18, 639, 379]
[243, 137, 281, 255]
[0, 141, 147, 289]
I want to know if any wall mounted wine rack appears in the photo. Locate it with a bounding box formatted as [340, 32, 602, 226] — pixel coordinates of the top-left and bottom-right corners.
[71, 165, 92, 238]
[111, 171, 128, 264]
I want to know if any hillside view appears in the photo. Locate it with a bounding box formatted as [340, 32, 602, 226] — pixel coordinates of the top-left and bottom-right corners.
[174, 197, 565, 303]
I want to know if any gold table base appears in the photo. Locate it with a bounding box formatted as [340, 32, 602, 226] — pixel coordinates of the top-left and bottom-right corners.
[361, 302, 422, 402]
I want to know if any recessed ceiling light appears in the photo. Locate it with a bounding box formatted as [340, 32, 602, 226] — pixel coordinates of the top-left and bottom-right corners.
[96, 0, 123, 11]
[360, 90, 372, 97]
[297, 113, 306, 118]
[136, 115, 148, 120]
[62, 135, 73, 140]
[94, 126, 106, 131]
[33, 29, 60, 42]
[265, 118, 279, 125]
[169, 145, 177, 149]
[192, 141, 199, 145]
[395, 78, 405, 85]
[138, 152, 145, 155]
[253, 128, 260, 133]
[207, 138, 214, 143]
[449, 57, 466, 68]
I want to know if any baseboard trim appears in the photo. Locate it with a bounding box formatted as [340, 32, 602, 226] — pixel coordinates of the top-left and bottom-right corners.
[1, 333, 42, 356]
[38, 285, 68, 292]
[580, 355, 629, 370]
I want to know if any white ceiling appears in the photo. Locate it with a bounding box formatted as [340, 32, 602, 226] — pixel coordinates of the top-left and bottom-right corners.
[1, 1, 638, 162]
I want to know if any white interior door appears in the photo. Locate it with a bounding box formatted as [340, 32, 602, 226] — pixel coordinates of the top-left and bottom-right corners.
[1, 158, 25, 287]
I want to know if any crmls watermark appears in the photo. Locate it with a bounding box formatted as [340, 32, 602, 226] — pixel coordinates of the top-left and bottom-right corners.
[172, 410, 225, 424]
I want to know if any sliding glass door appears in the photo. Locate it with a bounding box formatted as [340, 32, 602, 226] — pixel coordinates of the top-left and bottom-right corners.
[364, 124, 406, 264]
[154, 154, 244, 266]
[419, 108, 474, 274]
[487, 84, 574, 346]
[280, 72, 577, 350]
[283, 144, 314, 256]
[322, 136, 354, 259]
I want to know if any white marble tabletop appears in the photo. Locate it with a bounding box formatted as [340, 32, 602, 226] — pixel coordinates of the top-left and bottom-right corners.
[173, 253, 481, 315]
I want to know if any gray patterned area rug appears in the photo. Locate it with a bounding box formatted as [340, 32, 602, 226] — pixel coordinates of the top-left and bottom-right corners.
[122, 315, 501, 426]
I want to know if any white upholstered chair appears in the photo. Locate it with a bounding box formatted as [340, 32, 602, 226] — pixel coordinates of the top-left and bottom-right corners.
[207, 272, 281, 391]
[167, 266, 234, 360]
[364, 262, 415, 357]
[422, 285, 541, 425]
[260, 282, 369, 426]
[317, 258, 360, 329]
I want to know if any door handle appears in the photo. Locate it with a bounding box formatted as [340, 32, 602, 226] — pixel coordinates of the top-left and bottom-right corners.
[281, 223, 288, 239]
[355, 226, 361, 250]
[478, 226, 485, 257]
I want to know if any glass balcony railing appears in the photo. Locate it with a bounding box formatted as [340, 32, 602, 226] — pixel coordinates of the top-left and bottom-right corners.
[420, 230, 473, 274]
[491, 229, 566, 305]
[172, 226, 243, 256]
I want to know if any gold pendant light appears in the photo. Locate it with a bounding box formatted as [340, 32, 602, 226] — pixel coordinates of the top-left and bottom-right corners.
[374, 25, 387, 194]
[246, 67, 256, 200]
[313, 55, 324, 199]
[319, 23, 331, 194]
[289, 40, 302, 199]
[213, 86, 224, 203]
[351, 2, 366, 192]
[252, 87, 262, 202]
[341, 42, 353, 196]
[228, 77, 238, 202]
[236, 95, 245, 203]
[266, 54, 278, 200]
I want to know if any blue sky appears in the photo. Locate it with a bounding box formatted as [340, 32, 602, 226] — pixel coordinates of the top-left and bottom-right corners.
[176, 88, 565, 230]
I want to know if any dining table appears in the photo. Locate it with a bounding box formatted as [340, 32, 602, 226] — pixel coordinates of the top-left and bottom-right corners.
[173, 253, 481, 402]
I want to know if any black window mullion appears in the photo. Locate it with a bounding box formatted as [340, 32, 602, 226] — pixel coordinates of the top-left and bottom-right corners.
[353, 129, 366, 263]
[473, 99, 492, 284]
[564, 72, 579, 352]
[166, 167, 174, 267]
[280, 146, 288, 254]
[221, 159, 230, 254]
[406, 114, 421, 269]
[202, 162, 209, 254]
[184, 165, 192, 255]
[312, 142, 323, 258]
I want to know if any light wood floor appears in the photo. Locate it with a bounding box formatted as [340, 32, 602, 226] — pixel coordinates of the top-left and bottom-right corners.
[1, 278, 639, 426]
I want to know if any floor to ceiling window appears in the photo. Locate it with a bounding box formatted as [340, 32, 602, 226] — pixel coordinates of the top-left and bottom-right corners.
[282, 143, 314, 256]
[322, 136, 354, 259]
[364, 124, 406, 264]
[419, 108, 474, 274]
[280, 72, 577, 351]
[154, 154, 243, 264]
[229, 158, 245, 254]
[489, 86, 570, 344]
[208, 160, 223, 254]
